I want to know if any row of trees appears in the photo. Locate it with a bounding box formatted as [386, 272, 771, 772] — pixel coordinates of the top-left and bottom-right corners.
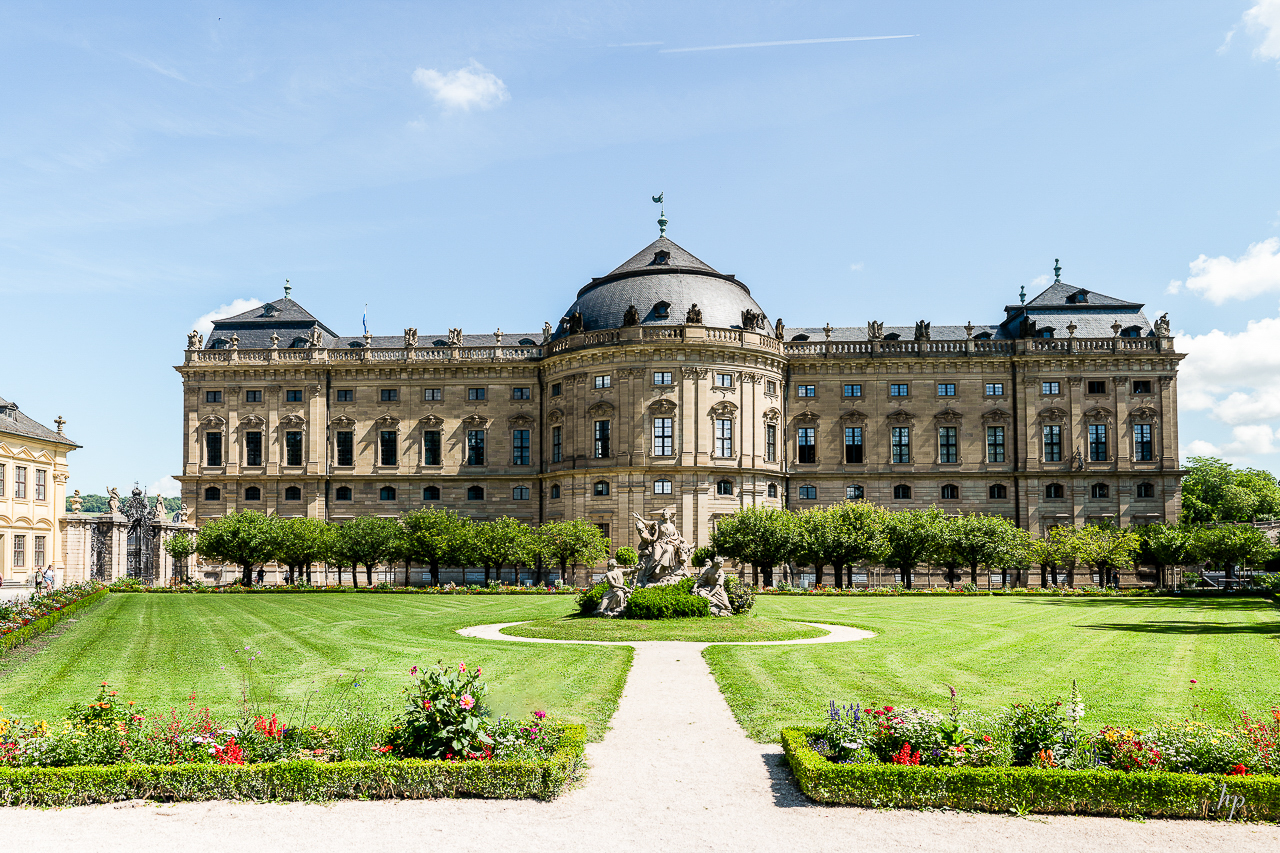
[174, 509, 613, 587]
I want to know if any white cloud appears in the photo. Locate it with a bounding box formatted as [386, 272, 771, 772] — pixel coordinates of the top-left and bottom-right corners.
[148, 478, 182, 498]
[849, 262, 863, 272]
[191, 297, 262, 338]
[412, 61, 509, 111]
[1173, 237, 1280, 303]
[1184, 439, 1221, 458]
[1244, 0, 1280, 60]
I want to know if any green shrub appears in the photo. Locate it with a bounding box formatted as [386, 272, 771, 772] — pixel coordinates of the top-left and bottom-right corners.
[723, 574, 755, 614]
[388, 662, 491, 759]
[690, 546, 716, 568]
[623, 577, 709, 619]
[577, 581, 607, 614]
[1002, 701, 1072, 765]
[614, 547, 639, 566]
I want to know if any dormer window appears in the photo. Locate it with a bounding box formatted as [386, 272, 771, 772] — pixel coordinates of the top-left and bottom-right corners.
[433, 339, 449, 347]
[790, 334, 810, 341]
[1038, 328, 1055, 338]
[289, 338, 309, 348]
[973, 332, 993, 340]
[883, 332, 901, 340]
[651, 250, 671, 265]
[1067, 289, 1090, 304]
[518, 338, 536, 346]
[262, 304, 280, 317]
[653, 301, 670, 319]
[1120, 326, 1141, 338]
[210, 339, 228, 349]
[348, 340, 365, 348]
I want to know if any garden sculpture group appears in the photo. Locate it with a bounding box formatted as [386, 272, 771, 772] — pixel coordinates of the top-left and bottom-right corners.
[596, 509, 730, 617]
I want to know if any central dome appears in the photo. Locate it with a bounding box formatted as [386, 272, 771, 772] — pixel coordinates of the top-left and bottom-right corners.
[555, 237, 768, 337]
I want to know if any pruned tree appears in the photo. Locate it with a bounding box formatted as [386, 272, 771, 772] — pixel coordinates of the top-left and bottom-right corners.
[1136, 523, 1193, 589]
[1032, 525, 1077, 587]
[712, 505, 800, 588]
[272, 517, 331, 585]
[1069, 522, 1141, 589]
[334, 516, 401, 587]
[880, 507, 946, 590]
[400, 507, 471, 586]
[536, 519, 611, 585]
[195, 511, 278, 586]
[1188, 524, 1274, 583]
[796, 502, 889, 588]
[470, 517, 532, 584]
[162, 532, 196, 583]
[937, 513, 1032, 588]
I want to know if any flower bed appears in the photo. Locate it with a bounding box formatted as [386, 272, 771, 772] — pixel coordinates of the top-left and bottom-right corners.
[1, 583, 108, 653]
[109, 581, 581, 595]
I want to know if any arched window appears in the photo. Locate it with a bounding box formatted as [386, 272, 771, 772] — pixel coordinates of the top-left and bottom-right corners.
[512, 486, 530, 500]
[893, 484, 911, 500]
[988, 484, 1007, 500]
[467, 486, 484, 501]
[941, 484, 960, 500]
[716, 480, 733, 496]
[284, 486, 302, 501]
[1136, 482, 1155, 498]
[203, 486, 221, 501]
[1045, 483, 1064, 499]
[423, 486, 440, 501]
[1091, 482, 1110, 498]
[335, 486, 352, 501]
[767, 483, 778, 498]
[798, 484, 817, 500]
[244, 486, 261, 501]
[846, 484, 864, 500]
[594, 480, 610, 496]
[379, 486, 397, 501]
[653, 479, 671, 495]
[1120, 326, 1142, 338]
[289, 338, 309, 348]
[210, 339, 228, 350]
[551, 484, 561, 499]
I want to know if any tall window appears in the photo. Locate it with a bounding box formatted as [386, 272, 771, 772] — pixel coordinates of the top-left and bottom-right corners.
[467, 430, 485, 466]
[552, 426, 562, 463]
[891, 427, 910, 463]
[987, 426, 1005, 462]
[1133, 424, 1153, 461]
[653, 417, 673, 456]
[423, 430, 441, 465]
[550, 382, 562, 396]
[767, 483, 777, 498]
[513, 429, 530, 465]
[336, 432, 354, 466]
[1089, 424, 1108, 462]
[715, 418, 733, 457]
[34, 535, 45, 567]
[379, 431, 398, 466]
[13, 535, 24, 568]
[654, 479, 672, 495]
[594, 420, 610, 458]
[550, 484, 561, 499]
[34, 470, 45, 502]
[0, 463, 5, 496]
[798, 427, 816, 463]
[845, 426, 863, 463]
[765, 424, 777, 462]
[245, 431, 263, 466]
[938, 427, 958, 463]
[1043, 425, 1062, 462]
[286, 431, 303, 466]
[14, 467, 25, 499]
[206, 433, 223, 467]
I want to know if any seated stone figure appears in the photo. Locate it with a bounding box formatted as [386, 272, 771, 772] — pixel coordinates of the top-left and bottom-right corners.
[596, 559, 630, 618]
[693, 558, 732, 617]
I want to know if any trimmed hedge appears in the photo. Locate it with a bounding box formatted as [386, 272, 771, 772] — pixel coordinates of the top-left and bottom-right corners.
[624, 577, 709, 619]
[757, 587, 1276, 598]
[0, 724, 587, 806]
[782, 728, 1280, 820]
[1, 589, 109, 654]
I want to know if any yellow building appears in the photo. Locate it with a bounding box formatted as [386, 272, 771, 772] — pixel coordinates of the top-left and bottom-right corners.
[0, 397, 78, 584]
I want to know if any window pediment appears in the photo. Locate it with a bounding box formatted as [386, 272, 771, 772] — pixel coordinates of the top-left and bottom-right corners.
[933, 407, 964, 423]
[587, 401, 614, 418]
[792, 409, 821, 425]
[838, 409, 867, 425]
[239, 414, 266, 428]
[709, 401, 738, 419]
[982, 407, 1012, 424]
[1129, 406, 1159, 421]
[886, 408, 914, 424]
[649, 398, 677, 416]
[1084, 406, 1115, 424]
[281, 414, 307, 428]
[330, 415, 356, 429]
[509, 414, 536, 429]
[761, 407, 781, 424]
[201, 415, 227, 428]
[462, 414, 489, 428]
[418, 414, 443, 429]
[547, 409, 564, 426]
[374, 413, 400, 427]
[1037, 406, 1068, 423]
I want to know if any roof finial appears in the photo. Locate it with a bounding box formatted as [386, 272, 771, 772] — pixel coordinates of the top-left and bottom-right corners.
[1019, 284, 1026, 305]
[284, 279, 292, 299]
[653, 192, 667, 237]
[1053, 259, 1061, 284]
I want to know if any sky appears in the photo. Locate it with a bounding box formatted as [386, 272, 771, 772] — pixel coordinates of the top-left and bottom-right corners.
[3, 0, 1280, 497]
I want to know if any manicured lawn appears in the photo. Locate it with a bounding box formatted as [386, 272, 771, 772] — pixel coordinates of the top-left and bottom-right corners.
[502, 615, 827, 643]
[0, 593, 630, 740]
[704, 595, 1280, 742]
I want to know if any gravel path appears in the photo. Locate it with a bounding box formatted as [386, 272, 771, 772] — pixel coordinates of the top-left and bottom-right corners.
[4, 621, 1276, 852]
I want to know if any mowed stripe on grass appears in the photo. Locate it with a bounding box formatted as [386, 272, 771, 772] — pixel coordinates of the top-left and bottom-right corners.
[704, 595, 1280, 741]
[0, 594, 631, 739]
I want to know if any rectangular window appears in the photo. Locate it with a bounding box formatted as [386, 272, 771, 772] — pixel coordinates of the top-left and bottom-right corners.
[14, 467, 26, 499]
[937, 383, 956, 396]
[512, 387, 531, 400]
[797, 385, 816, 398]
[513, 430, 530, 465]
[34, 469, 46, 501]
[380, 388, 398, 402]
[654, 479, 672, 494]
[336, 389, 354, 402]
[987, 426, 1006, 462]
[1133, 424, 1153, 461]
[765, 424, 777, 462]
[513, 486, 530, 500]
[765, 380, 776, 394]
[1089, 424, 1108, 461]
[844, 384, 862, 398]
[33, 535, 45, 567]
[467, 430, 485, 466]
[13, 535, 24, 568]
[799, 485, 817, 500]
[594, 375, 611, 389]
[336, 431, 354, 466]
[985, 383, 1004, 396]
[205, 433, 223, 467]
[0, 463, 5, 496]
[890, 384, 909, 397]
[594, 420, 611, 458]
[550, 383, 562, 397]
[205, 390, 222, 403]
[423, 430, 441, 465]
[552, 426, 562, 463]
[653, 371, 672, 385]
[892, 427, 911, 463]
[798, 427, 816, 464]
[939, 427, 958, 463]
[286, 390, 303, 402]
[715, 373, 733, 388]
[1043, 425, 1062, 462]
[1133, 380, 1152, 394]
[380, 430, 398, 466]
[1042, 381, 1060, 395]
[245, 390, 262, 403]
[653, 417, 673, 456]
[468, 387, 486, 401]
[424, 388, 442, 401]
[1087, 380, 1107, 395]
[715, 418, 733, 457]
[845, 427, 864, 463]
[245, 431, 263, 466]
[286, 431, 303, 466]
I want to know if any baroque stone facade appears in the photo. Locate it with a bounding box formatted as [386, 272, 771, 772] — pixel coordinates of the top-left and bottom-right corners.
[0, 397, 77, 584]
[176, 236, 1183, 552]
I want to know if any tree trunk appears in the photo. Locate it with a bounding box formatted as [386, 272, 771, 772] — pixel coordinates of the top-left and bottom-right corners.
[430, 561, 440, 586]
[351, 566, 360, 588]
[306, 563, 313, 585]
[813, 563, 824, 588]
[1000, 567, 1009, 588]
[242, 565, 253, 586]
[751, 565, 759, 589]
[901, 565, 913, 590]
[832, 561, 844, 589]
[559, 560, 568, 585]
[761, 565, 773, 588]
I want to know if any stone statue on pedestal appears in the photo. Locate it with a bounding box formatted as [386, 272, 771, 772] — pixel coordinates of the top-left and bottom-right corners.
[106, 486, 121, 514]
[596, 559, 630, 617]
[70, 490, 83, 513]
[632, 508, 693, 587]
[693, 557, 732, 617]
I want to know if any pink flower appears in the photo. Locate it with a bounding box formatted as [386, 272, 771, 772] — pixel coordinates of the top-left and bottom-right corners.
[533, 710, 546, 720]
[459, 662, 467, 673]
[410, 666, 418, 676]
[1190, 679, 1197, 684]
[460, 694, 475, 710]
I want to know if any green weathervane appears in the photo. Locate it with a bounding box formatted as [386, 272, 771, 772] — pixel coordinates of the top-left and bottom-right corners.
[653, 193, 667, 236]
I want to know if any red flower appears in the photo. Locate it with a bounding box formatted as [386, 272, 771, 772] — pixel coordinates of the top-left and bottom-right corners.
[1228, 764, 1249, 776]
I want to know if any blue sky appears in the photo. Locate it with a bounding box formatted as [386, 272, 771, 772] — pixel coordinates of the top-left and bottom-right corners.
[3, 1, 1280, 496]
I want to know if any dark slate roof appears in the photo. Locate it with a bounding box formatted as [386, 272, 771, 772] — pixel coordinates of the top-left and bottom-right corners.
[1011, 281, 1140, 311]
[220, 297, 324, 323]
[788, 325, 1006, 342]
[206, 296, 339, 349]
[999, 280, 1153, 338]
[603, 236, 719, 278]
[0, 399, 80, 448]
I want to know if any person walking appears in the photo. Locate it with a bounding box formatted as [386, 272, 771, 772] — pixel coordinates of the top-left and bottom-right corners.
[255, 566, 265, 586]
[44, 565, 55, 591]
[33, 569, 43, 594]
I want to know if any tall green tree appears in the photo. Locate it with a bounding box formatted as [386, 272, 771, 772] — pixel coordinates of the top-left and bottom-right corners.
[712, 505, 800, 588]
[936, 513, 1033, 588]
[470, 517, 531, 584]
[400, 507, 471, 586]
[334, 516, 401, 587]
[272, 517, 331, 585]
[1032, 525, 1080, 587]
[536, 519, 611, 585]
[195, 511, 278, 586]
[795, 502, 889, 588]
[162, 532, 196, 583]
[1181, 456, 1280, 523]
[1136, 523, 1193, 589]
[1069, 522, 1141, 588]
[1188, 524, 1274, 582]
[880, 507, 946, 590]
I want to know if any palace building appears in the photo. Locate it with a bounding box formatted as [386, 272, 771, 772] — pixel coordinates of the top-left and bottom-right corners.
[176, 233, 1183, 554]
[0, 397, 77, 585]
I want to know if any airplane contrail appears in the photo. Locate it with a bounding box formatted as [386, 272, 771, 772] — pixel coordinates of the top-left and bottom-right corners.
[659, 35, 918, 53]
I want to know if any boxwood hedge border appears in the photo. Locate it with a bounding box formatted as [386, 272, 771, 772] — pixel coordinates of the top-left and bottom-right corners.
[782, 728, 1280, 821]
[1, 589, 110, 654]
[0, 724, 586, 806]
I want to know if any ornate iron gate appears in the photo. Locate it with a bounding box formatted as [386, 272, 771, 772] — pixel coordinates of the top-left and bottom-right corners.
[123, 487, 157, 584]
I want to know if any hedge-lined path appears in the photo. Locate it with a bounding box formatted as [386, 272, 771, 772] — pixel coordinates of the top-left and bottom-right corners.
[4, 620, 1278, 852]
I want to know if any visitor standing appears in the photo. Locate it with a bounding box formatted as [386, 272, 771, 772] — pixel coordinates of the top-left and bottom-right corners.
[256, 567, 265, 586]
[44, 566, 55, 591]
[33, 569, 43, 594]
